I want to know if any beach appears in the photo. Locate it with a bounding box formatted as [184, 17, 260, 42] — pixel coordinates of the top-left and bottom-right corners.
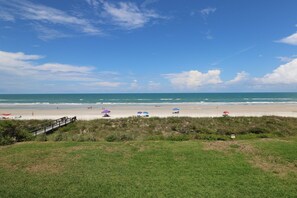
[1, 103, 297, 120]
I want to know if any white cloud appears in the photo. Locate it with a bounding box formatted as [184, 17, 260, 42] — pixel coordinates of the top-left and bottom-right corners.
[1, 0, 166, 39]
[35, 63, 94, 74]
[0, 0, 100, 36]
[102, 1, 164, 29]
[276, 55, 297, 63]
[0, 11, 15, 21]
[226, 71, 249, 84]
[164, 70, 222, 89]
[130, 79, 140, 89]
[88, 81, 122, 88]
[0, 50, 96, 81]
[200, 7, 216, 17]
[34, 24, 71, 40]
[255, 58, 297, 84]
[278, 32, 297, 46]
[148, 81, 160, 90]
[0, 50, 42, 61]
[205, 30, 214, 40]
[85, 0, 100, 9]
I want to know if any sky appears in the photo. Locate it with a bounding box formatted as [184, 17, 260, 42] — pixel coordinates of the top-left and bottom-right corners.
[0, 0, 297, 93]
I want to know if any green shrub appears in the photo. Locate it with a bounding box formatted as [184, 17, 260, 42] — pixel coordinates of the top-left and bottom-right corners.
[166, 134, 189, 141]
[248, 127, 268, 134]
[105, 134, 117, 142]
[0, 121, 34, 145]
[53, 132, 64, 141]
[36, 134, 48, 141]
[0, 136, 15, 145]
[119, 134, 134, 141]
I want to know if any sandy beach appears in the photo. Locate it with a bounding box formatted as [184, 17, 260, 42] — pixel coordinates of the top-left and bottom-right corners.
[1, 103, 297, 120]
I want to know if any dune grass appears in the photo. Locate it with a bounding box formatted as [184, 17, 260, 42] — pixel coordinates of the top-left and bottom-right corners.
[1, 139, 297, 197]
[1, 116, 297, 145]
[49, 116, 297, 142]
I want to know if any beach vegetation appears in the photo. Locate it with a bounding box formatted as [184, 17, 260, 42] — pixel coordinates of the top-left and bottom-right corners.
[1, 116, 297, 145]
[50, 116, 297, 142]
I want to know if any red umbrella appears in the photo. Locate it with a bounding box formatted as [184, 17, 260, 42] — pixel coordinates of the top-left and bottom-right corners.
[1, 113, 11, 116]
[223, 111, 229, 115]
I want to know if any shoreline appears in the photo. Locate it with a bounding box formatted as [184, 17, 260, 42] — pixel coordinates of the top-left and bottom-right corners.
[1, 103, 297, 120]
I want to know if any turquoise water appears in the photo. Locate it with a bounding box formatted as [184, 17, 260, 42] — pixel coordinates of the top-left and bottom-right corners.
[0, 93, 297, 105]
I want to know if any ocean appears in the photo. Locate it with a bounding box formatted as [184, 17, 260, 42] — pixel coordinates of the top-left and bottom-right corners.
[1, 93, 297, 105]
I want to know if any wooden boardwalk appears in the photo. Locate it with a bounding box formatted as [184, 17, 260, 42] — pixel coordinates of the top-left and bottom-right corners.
[32, 116, 77, 136]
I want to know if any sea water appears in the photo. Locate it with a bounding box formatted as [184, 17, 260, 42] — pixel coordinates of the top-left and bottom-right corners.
[0, 93, 297, 106]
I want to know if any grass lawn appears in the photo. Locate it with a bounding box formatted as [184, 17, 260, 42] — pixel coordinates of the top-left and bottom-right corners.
[1, 138, 297, 197]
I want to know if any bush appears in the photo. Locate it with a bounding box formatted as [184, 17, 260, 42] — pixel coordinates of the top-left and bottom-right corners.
[36, 134, 48, 141]
[15, 129, 34, 142]
[166, 134, 189, 141]
[53, 132, 64, 141]
[0, 121, 33, 145]
[120, 134, 134, 141]
[248, 127, 268, 134]
[0, 136, 15, 145]
[105, 134, 118, 142]
[104, 134, 134, 142]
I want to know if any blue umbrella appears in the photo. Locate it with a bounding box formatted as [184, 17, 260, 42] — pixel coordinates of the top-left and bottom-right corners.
[142, 112, 149, 117]
[173, 108, 180, 111]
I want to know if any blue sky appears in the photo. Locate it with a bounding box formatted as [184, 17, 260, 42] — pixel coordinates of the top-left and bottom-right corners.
[0, 0, 297, 93]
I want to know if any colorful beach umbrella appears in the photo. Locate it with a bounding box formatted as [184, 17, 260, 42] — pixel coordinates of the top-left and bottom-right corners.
[1, 113, 11, 116]
[142, 112, 149, 117]
[223, 111, 230, 116]
[101, 109, 111, 114]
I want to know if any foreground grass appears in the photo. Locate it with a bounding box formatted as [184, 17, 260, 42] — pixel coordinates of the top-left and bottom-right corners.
[1, 139, 297, 197]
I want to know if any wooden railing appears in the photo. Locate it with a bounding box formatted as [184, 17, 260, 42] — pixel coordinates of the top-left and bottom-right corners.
[32, 116, 77, 136]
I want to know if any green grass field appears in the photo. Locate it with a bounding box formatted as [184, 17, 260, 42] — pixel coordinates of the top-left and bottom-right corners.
[1, 138, 297, 197]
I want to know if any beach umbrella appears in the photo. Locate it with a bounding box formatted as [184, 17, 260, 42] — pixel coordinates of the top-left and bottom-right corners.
[101, 109, 111, 114]
[1, 113, 11, 116]
[172, 108, 180, 111]
[137, 111, 142, 114]
[143, 112, 149, 117]
[143, 112, 149, 116]
[223, 111, 230, 117]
